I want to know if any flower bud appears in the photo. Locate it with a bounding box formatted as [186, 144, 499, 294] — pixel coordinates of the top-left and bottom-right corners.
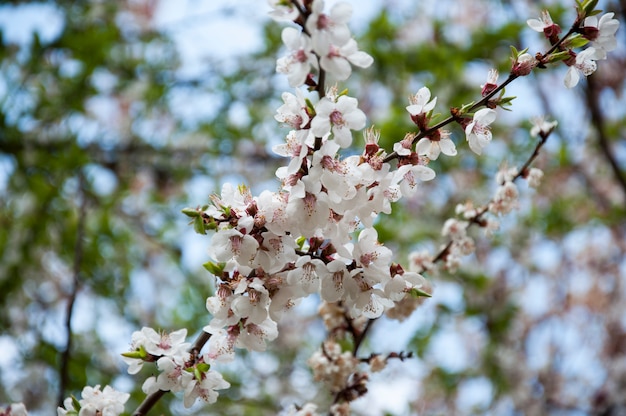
[511, 53, 537, 76]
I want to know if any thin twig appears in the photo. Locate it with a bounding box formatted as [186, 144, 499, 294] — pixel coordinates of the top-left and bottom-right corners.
[585, 74, 626, 201]
[58, 170, 88, 406]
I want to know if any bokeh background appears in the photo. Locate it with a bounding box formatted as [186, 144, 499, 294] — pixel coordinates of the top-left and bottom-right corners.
[1, 0, 625, 414]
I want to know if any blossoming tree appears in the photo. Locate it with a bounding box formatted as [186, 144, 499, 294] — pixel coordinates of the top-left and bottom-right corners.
[1, 0, 624, 415]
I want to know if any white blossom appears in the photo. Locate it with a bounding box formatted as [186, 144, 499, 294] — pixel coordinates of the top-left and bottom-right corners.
[583, 12, 620, 60]
[564, 48, 598, 88]
[465, 108, 496, 154]
[311, 94, 366, 148]
[267, 0, 301, 22]
[57, 385, 129, 416]
[530, 116, 558, 138]
[527, 10, 559, 33]
[415, 130, 456, 160]
[406, 87, 437, 122]
[317, 38, 374, 81]
[277, 28, 317, 87]
[183, 370, 230, 408]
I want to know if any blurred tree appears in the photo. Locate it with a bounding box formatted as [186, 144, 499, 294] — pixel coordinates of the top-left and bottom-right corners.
[0, 0, 624, 415]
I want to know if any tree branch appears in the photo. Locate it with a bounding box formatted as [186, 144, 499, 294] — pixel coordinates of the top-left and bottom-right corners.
[585, 74, 626, 202]
[58, 170, 88, 406]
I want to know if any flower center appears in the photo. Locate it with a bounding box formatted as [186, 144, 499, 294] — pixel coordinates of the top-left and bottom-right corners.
[330, 110, 344, 126]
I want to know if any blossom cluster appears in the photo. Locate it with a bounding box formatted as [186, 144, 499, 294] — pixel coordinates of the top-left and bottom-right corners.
[272, 0, 373, 86]
[527, 8, 619, 87]
[57, 385, 129, 416]
[121, 327, 229, 408]
[36, 1, 619, 415]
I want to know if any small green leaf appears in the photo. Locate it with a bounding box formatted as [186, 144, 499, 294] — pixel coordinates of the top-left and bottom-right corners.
[305, 98, 316, 115]
[498, 96, 517, 110]
[546, 50, 573, 64]
[181, 207, 200, 218]
[71, 395, 81, 411]
[337, 337, 353, 353]
[563, 34, 589, 50]
[194, 216, 206, 235]
[582, 0, 599, 16]
[203, 261, 225, 276]
[409, 287, 432, 298]
[196, 362, 211, 373]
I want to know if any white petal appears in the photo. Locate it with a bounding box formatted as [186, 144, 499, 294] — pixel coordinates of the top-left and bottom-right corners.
[526, 18, 544, 32]
[413, 165, 436, 181]
[475, 108, 497, 125]
[439, 138, 457, 156]
[311, 117, 331, 137]
[347, 50, 374, 68]
[415, 137, 432, 155]
[330, 2, 353, 23]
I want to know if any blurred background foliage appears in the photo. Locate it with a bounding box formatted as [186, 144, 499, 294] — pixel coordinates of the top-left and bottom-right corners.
[0, 0, 625, 414]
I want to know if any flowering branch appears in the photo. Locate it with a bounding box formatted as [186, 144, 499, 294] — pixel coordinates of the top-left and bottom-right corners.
[43, 1, 621, 416]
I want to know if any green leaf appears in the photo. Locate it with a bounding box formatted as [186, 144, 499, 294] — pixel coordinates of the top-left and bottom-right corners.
[71, 395, 81, 411]
[181, 207, 201, 218]
[203, 261, 225, 276]
[196, 362, 211, 373]
[193, 216, 206, 235]
[409, 287, 432, 298]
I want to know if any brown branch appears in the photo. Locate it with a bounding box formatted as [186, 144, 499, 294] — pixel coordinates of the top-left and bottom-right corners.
[382, 21, 583, 165]
[585, 74, 626, 201]
[58, 171, 88, 407]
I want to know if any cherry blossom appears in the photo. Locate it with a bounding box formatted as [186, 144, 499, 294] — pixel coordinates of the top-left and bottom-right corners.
[310, 93, 366, 148]
[209, 228, 259, 267]
[182, 370, 230, 408]
[237, 317, 279, 351]
[415, 129, 457, 160]
[511, 52, 537, 76]
[277, 28, 318, 87]
[308, 341, 358, 392]
[57, 385, 129, 416]
[530, 116, 558, 138]
[287, 255, 327, 294]
[284, 403, 320, 416]
[122, 327, 190, 373]
[267, 0, 302, 22]
[465, 108, 496, 154]
[306, 1, 353, 52]
[526, 168, 544, 188]
[317, 38, 374, 81]
[352, 227, 392, 282]
[142, 355, 191, 395]
[275, 90, 311, 130]
[406, 86, 437, 127]
[481, 68, 499, 96]
[582, 12, 620, 60]
[392, 133, 415, 156]
[564, 47, 598, 88]
[527, 10, 561, 38]
[0, 404, 27, 416]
